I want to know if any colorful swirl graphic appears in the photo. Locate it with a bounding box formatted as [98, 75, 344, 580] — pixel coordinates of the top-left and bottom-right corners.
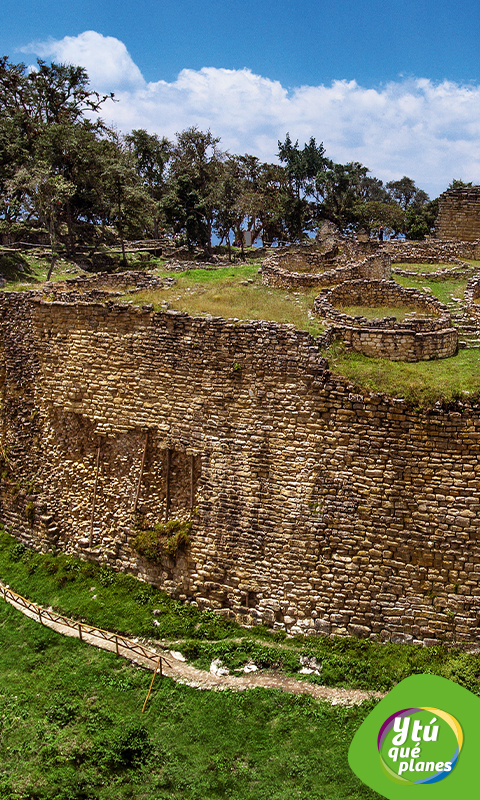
[378, 706, 463, 785]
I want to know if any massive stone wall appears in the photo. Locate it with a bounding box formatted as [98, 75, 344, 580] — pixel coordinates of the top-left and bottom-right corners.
[435, 188, 480, 242]
[2, 293, 480, 645]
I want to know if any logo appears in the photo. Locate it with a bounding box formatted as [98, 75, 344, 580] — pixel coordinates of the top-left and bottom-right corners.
[378, 706, 462, 784]
[348, 674, 480, 800]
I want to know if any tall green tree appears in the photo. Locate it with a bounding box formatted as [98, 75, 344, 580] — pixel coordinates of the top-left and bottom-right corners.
[99, 136, 154, 265]
[125, 129, 171, 238]
[7, 165, 75, 278]
[163, 128, 224, 253]
[386, 176, 428, 211]
[277, 134, 328, 239]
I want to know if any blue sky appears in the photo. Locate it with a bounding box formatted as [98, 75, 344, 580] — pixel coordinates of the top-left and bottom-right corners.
[3, 0, 480, 196]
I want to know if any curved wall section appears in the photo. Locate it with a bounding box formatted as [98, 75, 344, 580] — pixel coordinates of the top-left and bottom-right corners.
[1, 293, 480, 645]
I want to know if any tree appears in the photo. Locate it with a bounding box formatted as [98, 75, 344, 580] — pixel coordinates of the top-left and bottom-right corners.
[405, 198, 439, 240]
[314, 161, 372, 231]
[277, 134, 328, 239]
[125, 129, 171, 238]
[7, 165, 75, 278]
[213, 156, 247, 258]
[99, 137, 153, 265]
[0, 56, 115, 254]
[447, 179, 473, 190]
[356, 200, 405, 237]
[386, 176, 428, 211]
[163, 128, 224, 253]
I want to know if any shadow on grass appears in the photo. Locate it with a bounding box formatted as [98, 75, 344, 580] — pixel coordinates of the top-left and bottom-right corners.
[0, 253, 40, 284]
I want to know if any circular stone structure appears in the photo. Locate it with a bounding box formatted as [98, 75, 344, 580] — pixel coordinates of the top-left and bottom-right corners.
[464, 274, 480, 320]
[262, 245, 391, 289]
[314, 279, 458, 362]
[391, 257, 475, 281]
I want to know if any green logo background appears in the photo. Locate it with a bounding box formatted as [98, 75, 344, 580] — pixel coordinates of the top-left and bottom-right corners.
[348, 674, 480, 799]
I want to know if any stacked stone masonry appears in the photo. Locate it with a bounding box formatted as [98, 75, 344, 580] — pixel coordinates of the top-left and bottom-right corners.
[314, 280, 458, 362]
[2, 292, 480, 645]
[262, 248, 391, 289]
[464, 275, 480, 320]
[435, 188, 480, 242]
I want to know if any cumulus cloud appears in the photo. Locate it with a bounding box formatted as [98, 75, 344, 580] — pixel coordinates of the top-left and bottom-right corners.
[20, 31, 480, 197]
[20, 31, 145, 91]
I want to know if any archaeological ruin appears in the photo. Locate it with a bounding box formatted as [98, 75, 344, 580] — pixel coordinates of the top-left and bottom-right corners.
[436, 186, 480, 242]
[2, 263, 480, 648]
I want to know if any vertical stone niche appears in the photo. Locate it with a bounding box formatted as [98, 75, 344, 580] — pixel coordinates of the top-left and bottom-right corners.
[40, 411, 202, 544]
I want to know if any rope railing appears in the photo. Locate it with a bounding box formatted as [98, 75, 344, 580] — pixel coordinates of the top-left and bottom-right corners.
[0, 581, 170, 673]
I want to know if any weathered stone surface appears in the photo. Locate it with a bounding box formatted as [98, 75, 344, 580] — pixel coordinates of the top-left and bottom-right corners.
[436, 188, 480, 242]
[1, 292, 480, 644]
[313, 279, 458, 361]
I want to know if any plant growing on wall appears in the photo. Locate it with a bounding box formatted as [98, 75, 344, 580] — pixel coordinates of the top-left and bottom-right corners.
[133, 518, 192, 563]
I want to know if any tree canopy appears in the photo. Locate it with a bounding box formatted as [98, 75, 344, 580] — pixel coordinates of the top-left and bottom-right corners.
[0, 55, 446, 255]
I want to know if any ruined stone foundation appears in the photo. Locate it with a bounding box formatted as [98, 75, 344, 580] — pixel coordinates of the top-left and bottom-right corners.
[2, 292, 480, 646]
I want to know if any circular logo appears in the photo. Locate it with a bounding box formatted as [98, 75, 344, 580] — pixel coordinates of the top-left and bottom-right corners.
[378, 707, 463, 784]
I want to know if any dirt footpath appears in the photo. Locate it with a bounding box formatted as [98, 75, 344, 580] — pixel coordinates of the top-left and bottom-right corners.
[1, 583, 383, 706]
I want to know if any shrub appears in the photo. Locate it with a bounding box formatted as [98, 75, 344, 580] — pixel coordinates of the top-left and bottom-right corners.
[9, 541, 27, 561]
[45, 700, 78, 727]
[134, 518, 192, 562]
[98, 723, 151, 769]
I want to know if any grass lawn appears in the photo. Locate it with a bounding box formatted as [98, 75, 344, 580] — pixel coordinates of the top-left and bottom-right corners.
[0, 250, 86, 290]
[325, 345, 480, 405]
[393, 274, 469, 306]
[392, 261, 470, 273]
[121, 265, 325, 337]
[0, 601, 381, 800]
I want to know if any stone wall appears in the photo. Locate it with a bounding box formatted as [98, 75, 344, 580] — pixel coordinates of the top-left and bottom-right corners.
[464, 275, 480, 320]
[1, 293, 480, 645]
[262, 251, 391, 289]
[45, 269, 174, 294]
[435, 188, 480, 242]
[313, 280, 457, 362]
[392, 262, 475, 281]
[387, 239, 480, 260]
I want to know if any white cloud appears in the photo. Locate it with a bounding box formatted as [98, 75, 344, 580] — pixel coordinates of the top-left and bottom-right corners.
[20, 31, 480, 197]
[21, 31, 145, 91]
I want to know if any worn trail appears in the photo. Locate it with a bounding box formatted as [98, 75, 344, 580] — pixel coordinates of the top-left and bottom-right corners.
[0, 582, 383, 706]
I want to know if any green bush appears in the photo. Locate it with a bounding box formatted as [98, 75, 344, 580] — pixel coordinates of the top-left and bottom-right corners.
[9, 541, 27, 561]
[98, 723, 151, 769]
[45, 700, 78, 727]
[134, 518, 192, 562]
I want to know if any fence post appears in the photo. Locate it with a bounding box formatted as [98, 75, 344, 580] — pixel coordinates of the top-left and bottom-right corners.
[142, 656, 162, 713]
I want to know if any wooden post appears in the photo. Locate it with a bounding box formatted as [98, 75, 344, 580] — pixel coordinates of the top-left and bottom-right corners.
[133, 431, 148, 512]
[78, 624, 83, 641]
[116, 636, 119, 656]
[165, 449, 171, 522]
[89, 441, 101, 547]
[38, 608, 42, 625]
[190, 454, 195, 511]
[142, 656, 162, 713]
